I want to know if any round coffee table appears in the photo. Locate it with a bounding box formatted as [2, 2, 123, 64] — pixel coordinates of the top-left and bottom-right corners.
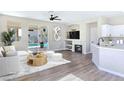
[28, 53, 47, 66]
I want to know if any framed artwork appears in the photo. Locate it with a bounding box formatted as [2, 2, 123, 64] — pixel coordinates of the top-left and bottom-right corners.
[54, 26, 62, 41]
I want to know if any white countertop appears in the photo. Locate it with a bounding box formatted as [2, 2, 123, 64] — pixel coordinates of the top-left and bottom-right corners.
[91, 43, 124, 51]
[102, 45, 124, 49]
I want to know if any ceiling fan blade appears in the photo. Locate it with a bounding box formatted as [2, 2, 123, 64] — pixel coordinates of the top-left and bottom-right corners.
[54, 19, 61, 20]
[49, 14, 61, 21]
[50, 18, 53, 20]
[54, 16, 58, 19]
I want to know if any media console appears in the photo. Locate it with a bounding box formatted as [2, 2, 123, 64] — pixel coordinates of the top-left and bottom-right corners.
[65, 39, 83, 53]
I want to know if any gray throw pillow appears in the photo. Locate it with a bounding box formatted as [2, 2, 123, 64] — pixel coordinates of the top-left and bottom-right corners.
[1, 51, 6, 57]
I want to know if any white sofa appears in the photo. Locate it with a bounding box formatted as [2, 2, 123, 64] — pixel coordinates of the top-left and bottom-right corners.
[0, 46, 30, 77]
[0, 51, 31, 77]
[17, 51, 30, 63]
[0, 56, 21, 76]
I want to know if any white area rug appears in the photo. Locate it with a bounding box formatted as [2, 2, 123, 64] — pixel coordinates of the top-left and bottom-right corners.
[59, 74, 83, 81]
[0, 59, 70, 81]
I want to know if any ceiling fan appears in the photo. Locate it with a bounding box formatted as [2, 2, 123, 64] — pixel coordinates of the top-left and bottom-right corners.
[49, 15, 61, 21]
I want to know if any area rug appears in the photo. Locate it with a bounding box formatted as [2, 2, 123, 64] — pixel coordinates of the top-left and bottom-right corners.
[59, 74, 83, 81]
[0, 59, 70, 81]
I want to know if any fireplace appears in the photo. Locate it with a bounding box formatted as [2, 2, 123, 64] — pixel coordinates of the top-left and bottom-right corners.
[75, 45, 82, 53]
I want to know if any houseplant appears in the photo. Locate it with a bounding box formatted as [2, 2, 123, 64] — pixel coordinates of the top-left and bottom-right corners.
[1, 30, 15, 46]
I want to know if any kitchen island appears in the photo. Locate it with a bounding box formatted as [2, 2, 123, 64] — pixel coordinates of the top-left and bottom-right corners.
[91, 44, 124, 77]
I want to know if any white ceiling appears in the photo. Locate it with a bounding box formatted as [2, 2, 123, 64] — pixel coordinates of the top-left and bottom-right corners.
[0, 11, 124, 23]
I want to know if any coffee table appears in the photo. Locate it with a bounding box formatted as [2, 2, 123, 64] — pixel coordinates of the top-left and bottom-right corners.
[28, 53, 47, 66]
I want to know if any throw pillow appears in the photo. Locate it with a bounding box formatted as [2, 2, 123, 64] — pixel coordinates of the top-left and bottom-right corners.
[1, 51, 6, 57]
[0, 47, 4, 51]
[0, 47, 5, 57]
[3, 46, 17, 57]
[3, 46, 16, 53]
[0, 51, 3, 57]
[6, 51, 17, 57]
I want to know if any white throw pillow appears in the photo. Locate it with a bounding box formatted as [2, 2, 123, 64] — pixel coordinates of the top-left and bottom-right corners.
[0, 47, 4, 57]
[0, 51, 3, 57]
[3, 46, 17, 57]
[0, 47, 4, 51]
[6, 51, 17, 57]
[4, 46, 16, 53]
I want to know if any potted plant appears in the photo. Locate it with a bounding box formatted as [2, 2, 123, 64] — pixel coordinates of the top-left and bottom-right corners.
[1, 30, 15, 46]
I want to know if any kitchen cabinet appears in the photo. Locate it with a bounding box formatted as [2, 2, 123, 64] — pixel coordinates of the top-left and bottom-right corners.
[111, 25, 124, 37]
[101, 24, 111, 37]
[101, 24, 124, 37]
[91, 43, 124, 77]
[91, 44, 99, 66]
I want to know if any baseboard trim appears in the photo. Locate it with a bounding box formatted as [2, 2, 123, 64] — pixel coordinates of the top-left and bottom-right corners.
[98, 66, 124, 78]
[83, 52, 91, 54]
[52, 48, 67, 51]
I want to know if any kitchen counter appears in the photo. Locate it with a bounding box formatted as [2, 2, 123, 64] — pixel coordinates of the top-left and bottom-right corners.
[92, 44, 124, 52]
[101, 44, 124, 50]
[91, 44, 124, 77]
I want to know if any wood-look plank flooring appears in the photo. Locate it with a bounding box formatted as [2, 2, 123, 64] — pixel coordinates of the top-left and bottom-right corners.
[11, 50, 124, 81]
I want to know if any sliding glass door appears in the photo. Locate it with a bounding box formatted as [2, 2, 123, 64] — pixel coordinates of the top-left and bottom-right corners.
[28, 26, 48, 49]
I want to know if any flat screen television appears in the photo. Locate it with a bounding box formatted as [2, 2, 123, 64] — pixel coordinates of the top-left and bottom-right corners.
[69, 31, 80, 39]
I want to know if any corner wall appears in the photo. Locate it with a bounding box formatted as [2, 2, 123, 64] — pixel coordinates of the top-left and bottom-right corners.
[79, 17, 109, 54]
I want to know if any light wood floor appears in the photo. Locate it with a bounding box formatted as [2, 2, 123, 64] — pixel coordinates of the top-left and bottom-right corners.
[11, 50, 124, 81]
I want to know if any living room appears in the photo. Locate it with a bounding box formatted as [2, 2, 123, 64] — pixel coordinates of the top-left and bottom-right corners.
[1, 11, 124, 81]
[0, 12, 71, 80]
[1, 0, 124, 93]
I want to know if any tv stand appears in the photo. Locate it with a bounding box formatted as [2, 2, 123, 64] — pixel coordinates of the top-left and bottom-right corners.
[65, 39, 83, 53]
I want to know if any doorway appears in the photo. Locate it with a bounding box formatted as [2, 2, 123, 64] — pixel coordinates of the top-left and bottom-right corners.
[87, 22, 97, 53]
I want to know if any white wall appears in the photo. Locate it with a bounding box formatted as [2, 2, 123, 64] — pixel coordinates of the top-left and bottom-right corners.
[87, 22, 97, 53]
[48, 23, 68, 51]
[78, 17, 108, 54]
[0, 14, 68, 51]
[1, 14, 122, 53]
[108, 16, 124, 25]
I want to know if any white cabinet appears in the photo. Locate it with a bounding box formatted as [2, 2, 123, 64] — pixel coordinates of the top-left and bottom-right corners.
[65, 39, 83, 53]
[101, 24, 124, 37]
[91, 44, 99, 66]
[101, 25, 111, 37]
[111, 25, 124, 37]
[99, 47, 124, 77]
[92, 43, 124, 77]
[65, 40, 73, 51]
